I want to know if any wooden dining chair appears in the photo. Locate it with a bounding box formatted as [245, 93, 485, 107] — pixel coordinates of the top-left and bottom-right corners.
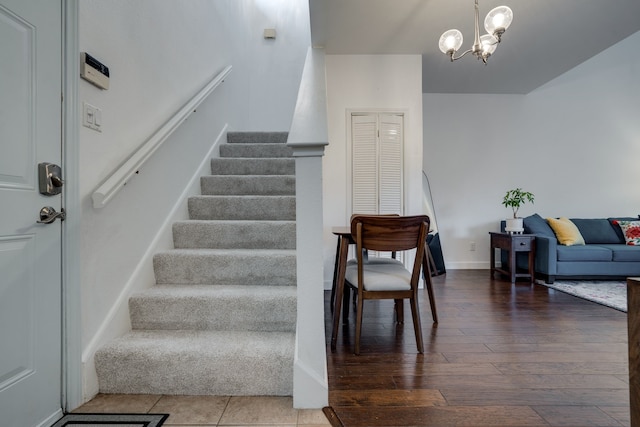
[344, 214, 433, 355]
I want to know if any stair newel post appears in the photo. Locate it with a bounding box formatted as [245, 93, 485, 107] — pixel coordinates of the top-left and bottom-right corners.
[288, 47, 330, 408]
[290, 145, 328, 408]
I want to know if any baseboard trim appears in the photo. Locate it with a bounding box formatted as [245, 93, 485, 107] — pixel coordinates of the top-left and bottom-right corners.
[445, 262, 489, 270]
[293, 345, 328, 409]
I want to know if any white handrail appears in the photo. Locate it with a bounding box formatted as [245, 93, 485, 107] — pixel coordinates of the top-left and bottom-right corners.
[91, 65, 232, 208]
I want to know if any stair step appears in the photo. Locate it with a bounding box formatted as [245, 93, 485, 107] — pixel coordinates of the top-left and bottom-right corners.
[95, 329, 294, 395]
[96, 130, 298, 397]
[153, 249, 296, 285]
[227, 131, 288, 144]
[219, 143, 292, 158]
[200, 175, 295, 196]
[129, 285, 296, 332]
[188, 195, 295, 220]
[211, 158, 294, 175]
[173, 220, 296, 249]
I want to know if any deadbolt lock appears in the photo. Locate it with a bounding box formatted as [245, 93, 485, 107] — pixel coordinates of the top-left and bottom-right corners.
[38, 162, 64, 196]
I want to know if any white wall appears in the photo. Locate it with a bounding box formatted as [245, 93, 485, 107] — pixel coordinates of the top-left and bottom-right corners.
[423, 30, 640, 269]
[233, 0, 312, 131]
[323, 55, 423, 287]
[78, 0, 310, 399]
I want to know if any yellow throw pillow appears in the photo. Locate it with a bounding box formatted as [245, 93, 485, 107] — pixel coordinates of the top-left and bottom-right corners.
[546, 217, 586, 246]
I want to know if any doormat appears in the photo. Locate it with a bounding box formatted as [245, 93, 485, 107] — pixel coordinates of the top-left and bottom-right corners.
[536, 279, 627, 312]
[51, 413, 168, 427]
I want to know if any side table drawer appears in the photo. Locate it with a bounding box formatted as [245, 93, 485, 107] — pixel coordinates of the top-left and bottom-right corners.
[513, 237, 532, 251]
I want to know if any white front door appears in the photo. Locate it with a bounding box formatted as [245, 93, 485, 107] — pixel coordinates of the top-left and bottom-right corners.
[0, 0, 63, 426]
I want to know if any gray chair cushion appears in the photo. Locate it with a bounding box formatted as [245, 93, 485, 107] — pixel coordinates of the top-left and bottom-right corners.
[346, 257, 402, 266]
[345, 258, 411, 291]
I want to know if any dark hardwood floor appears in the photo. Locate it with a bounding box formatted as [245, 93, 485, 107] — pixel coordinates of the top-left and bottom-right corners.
[324, 270, 630, 427]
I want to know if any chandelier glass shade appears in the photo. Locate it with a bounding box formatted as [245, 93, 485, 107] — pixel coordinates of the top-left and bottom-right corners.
[438, 0, 513, 64]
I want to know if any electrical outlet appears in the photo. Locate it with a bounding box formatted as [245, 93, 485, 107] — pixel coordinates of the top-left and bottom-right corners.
[470, 241, 476, 251]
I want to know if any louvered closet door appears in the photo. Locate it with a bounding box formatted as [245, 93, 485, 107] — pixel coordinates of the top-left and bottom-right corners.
[351, 113, 404, 216]
[352, 114, 378, 214]
[378, 114, 403, 214]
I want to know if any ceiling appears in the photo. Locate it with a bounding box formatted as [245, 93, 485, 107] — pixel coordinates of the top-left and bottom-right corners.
[309, 0, 640, 94]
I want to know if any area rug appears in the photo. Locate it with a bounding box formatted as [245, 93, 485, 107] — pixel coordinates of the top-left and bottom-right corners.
[536, 279, 627, 312]
[51, 413, 168, 427]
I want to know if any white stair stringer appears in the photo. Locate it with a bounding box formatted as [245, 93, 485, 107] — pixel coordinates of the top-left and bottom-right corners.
[94, 132, 297, 396]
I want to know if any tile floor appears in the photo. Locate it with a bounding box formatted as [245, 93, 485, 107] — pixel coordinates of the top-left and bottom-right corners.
[73, 394, 332, 427]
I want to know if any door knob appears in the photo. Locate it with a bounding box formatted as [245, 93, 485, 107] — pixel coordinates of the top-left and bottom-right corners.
[37, 206, 66, 224]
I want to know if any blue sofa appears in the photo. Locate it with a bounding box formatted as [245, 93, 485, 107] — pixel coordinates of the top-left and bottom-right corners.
[503, 214, 640, 284]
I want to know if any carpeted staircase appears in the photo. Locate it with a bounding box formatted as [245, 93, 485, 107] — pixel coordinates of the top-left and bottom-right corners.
[95, 132, 296, 396]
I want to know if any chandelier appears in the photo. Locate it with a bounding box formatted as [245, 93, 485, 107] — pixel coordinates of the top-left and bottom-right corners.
[438, 0, 513, 64]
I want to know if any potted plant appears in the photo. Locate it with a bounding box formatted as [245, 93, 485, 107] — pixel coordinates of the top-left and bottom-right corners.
[502, 188, 534, 233]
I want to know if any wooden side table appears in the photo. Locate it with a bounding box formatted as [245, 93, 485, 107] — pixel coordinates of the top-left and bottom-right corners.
[489, 232, 536, 284]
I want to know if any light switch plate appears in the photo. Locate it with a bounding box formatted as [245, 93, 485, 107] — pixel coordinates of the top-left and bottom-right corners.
[83, 102, 102, 132]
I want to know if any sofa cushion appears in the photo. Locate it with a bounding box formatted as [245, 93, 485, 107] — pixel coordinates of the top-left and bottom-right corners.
[556, 245, 613, 262]
[599, 244, 640, 262]
[615, 220, 640, 245]
[523, 213, 556, 238]
[570, 218, 621, 244]
[547, 217, 585, 246]
[608, 217, 638, 242]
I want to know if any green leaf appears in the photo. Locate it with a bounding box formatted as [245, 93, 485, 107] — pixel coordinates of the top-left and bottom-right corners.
[502, 188, 535, 218]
